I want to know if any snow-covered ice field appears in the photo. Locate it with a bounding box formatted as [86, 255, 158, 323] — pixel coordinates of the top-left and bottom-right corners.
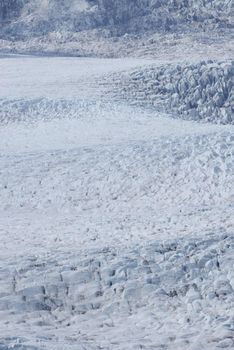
[0, 56, 234, 349]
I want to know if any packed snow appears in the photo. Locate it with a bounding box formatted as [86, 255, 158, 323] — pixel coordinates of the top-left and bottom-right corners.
[0, 55, 234, 349]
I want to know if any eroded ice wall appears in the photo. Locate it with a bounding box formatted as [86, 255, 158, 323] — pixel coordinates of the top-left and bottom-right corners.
[110, 60, 234, 124]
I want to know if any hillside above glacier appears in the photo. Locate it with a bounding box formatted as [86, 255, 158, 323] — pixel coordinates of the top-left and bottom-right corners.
[1, 0, 233, 34]
[0, 0, 233, 56]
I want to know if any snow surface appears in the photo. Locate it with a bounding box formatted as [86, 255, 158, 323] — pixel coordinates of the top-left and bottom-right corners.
[0, 56, 234, 350]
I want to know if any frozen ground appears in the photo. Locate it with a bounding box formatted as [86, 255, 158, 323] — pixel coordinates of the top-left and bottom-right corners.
[0, 56, 234, 349]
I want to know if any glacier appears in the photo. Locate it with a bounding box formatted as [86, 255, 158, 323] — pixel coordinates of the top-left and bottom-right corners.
[0, 1, 234, 350]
